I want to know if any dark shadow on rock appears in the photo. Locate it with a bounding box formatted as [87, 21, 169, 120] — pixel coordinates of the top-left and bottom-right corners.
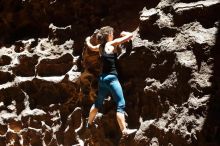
[145, 0, 160, 9]
[173, 2, 220, 28]
[118, 46, 156, 81]
[0, 137, 6, 146]
[180, 0, 202, 2]
[10, 24, 48, 43]
[0, 87, 26, 114]
[13, 54, 39, 76]
[19, 79, 69, 109]
[148, 52, 176, 83]
[139, 10, 179, 42]
[0, 0, 148, 56]
[175, 63, 192, 105]
[0, 71, 15, 84]
[0, 55, 12, 66]
[201, 20, 220, 145]
[37, 53, 73, 76]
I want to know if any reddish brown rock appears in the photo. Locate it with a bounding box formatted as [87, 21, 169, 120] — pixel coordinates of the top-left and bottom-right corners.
[12, 54, 39, 76]
[37, 53, 73, 76]
[0, 71, 15, 84]
[0, 55, 12, 66]
[8, 119, 22, 133]
[0, 123, 7, 135]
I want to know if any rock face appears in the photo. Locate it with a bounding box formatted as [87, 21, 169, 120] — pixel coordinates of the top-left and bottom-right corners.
[0, 0, 220, 146]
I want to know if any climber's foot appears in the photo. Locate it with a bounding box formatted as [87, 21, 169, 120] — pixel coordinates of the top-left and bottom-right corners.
[122, 128, 137, 138]
[119, 128, 137, 146]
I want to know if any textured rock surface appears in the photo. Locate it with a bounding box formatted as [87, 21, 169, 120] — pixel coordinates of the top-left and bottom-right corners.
[0, 0, 220, 145]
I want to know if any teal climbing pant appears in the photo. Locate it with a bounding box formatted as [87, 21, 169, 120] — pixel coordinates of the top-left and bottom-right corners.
[94, 73, 125, 113]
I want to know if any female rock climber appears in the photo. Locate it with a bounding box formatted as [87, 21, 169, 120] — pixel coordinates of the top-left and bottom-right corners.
[85, 26, 137, 137]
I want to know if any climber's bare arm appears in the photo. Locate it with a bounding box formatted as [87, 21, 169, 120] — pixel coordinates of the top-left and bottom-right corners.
[86, 36, 100, 52]
[105, 31, 132, 54]
[109, 31, 133, 47]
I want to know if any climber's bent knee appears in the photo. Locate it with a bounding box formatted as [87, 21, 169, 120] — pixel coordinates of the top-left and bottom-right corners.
[117, 105, 125, 114]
